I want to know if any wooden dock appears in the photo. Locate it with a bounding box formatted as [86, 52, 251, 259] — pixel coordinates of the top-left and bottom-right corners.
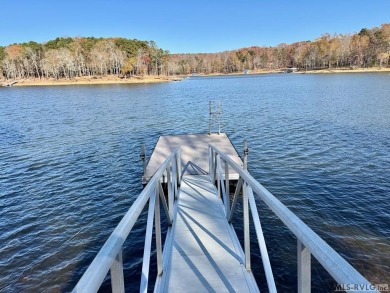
[144, 133, 242, 183]
[157, 175, 259, 292]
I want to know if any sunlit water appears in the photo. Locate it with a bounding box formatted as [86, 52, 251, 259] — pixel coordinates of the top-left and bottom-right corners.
[1, 73, 389, 292]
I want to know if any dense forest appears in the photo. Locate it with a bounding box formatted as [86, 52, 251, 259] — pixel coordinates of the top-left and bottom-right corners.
[171, 23, 390, 75]
[0, 23, 389, 80]
[0, 37, 169, 79]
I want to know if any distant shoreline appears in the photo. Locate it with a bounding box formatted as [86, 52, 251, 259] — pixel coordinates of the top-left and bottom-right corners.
[1, 67, 389, 87]
[0, 75, 173, 87]
[294, 67, 390, 74]
[198, 67, 390, 76]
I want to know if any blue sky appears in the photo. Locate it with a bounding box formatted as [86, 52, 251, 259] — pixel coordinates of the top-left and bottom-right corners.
[1, 0, 389, 53]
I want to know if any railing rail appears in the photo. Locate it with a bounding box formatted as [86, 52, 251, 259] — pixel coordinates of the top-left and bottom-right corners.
[73, 147, 181, 293]
[209, 143, 375, 293]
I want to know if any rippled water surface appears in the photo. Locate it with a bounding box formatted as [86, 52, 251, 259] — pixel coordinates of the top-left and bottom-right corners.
[1, 74, 389, 292]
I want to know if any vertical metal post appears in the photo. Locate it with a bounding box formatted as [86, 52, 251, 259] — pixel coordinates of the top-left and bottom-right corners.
[217, 155, 227, 212]
[140, 144, 146, 184]
[175, 153, 179, 187]
[155, 184, 162, 276]
[173, 157, 178, 199]
[110, 248, 124, 293]
[211, 149, 215, 182]
[140, 192, 156, 293]
[243, 140, 248, 170]
[248, 187, 277, 292]
[243, 140, 250, 270]
[224, 159, 230, 216]
[209, 101, 212, 135]
[208, 147, 212, 180]
[243, 182, 251, 270]
[213, 152, 217, 184]
[218, 100, 221, 135]
[167, 165, 173, 223]
[217, 155, 221, 198]
[298, 240, 311, 293]
[177, 150, 182, 184]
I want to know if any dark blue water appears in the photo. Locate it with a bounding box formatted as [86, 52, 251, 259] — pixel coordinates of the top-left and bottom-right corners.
[1, 74, 389, 292]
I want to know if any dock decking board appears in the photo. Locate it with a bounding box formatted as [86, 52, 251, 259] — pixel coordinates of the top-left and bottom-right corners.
[144, 133, 242, 183]
[160, 175, 259, 292]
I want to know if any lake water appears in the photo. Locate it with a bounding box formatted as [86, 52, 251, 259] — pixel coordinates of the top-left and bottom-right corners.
[1, 73, 389, 292]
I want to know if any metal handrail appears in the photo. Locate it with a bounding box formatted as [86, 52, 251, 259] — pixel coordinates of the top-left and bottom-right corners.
[209, 144, 375, 293]
[73, 147, 181, 293]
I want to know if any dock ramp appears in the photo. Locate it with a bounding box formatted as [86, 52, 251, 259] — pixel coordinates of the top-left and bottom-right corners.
[155, 175, 258, 292]
[73, 136, 376, 293]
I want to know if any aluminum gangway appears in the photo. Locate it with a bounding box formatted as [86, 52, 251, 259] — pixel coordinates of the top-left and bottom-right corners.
[73, 144, 376, 293]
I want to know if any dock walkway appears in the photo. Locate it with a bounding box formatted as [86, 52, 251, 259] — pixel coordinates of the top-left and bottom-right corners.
[73, 135, 374, 293]
[159, 175, 258, 292]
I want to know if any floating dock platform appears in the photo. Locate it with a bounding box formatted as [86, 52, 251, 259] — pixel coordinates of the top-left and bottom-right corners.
[143, 133, 242, 184]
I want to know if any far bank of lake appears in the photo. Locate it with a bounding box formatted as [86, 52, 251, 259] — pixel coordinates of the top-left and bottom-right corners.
[1, 67, 389, 87]
[0, 75, 173, 87]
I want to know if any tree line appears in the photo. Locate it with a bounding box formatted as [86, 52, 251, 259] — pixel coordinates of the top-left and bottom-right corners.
[169, 23, 390, 75]
[0, 37, 169, 80]
[0, 23, 389, 80]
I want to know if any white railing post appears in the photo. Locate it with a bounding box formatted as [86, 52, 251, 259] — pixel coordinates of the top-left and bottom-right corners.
[248, 187, 277, 293]
[176, 151, 181, 184]
[155, 184, 163, 276]
[217, 155, 221, 198]
[172, 157, 178, 199]
[210, 148, 213, 181]
[140, 192, 156, 293]
[217, 155, 228, 213]
[208, 146, 212, 180]
[110, 249, 124, 293]
[213, 152, 217, 183]
[243, 182, 251, 270]
[298, 239, 311, 293]
[243, 140, 251, 270]
[167, 165, 173, 223]
[224, 159, 230, 216]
